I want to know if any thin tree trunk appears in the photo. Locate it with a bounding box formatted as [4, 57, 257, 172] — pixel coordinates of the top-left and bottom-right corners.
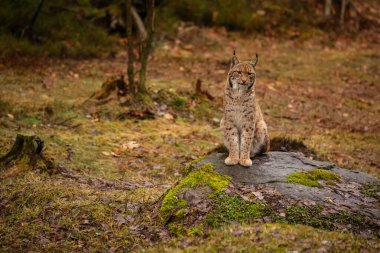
[138, 0, 155, 94]
[29, 0, 45, 30]
[126, 0, 135, 95]
[21, 0, 45, 38]
[324, 0, 332, 17]
[340, 0, 347, 27]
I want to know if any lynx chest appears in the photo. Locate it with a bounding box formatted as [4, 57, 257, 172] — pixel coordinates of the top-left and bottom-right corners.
[224, 94, 255, 131]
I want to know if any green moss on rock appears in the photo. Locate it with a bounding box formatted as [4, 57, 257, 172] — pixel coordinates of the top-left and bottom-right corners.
[360, 183, 380, 199]
[160, 163, 230, 220]
[183, 156, 206, 174]
[206, 192, 266, 227]
[286, 169, 340, 187]
[160, 160, 268, 236]
[285, 205, 328, 228]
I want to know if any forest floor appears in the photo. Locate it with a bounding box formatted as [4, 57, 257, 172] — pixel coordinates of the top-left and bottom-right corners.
[0, 27, 379, 251]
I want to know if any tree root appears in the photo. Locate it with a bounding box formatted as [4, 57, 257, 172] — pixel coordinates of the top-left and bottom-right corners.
[57, 166, 142, 191]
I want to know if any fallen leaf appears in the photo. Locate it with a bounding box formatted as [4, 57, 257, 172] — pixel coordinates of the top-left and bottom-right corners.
[112, 149, 123, 156]
[114, 213, 126, 226]
[7, 113, 14, 120]
[324, 197, 334, 204]
[123, 141, 139, 150]
[183, 44, 193, 50]
[163, 113, 174, 120]
[111, 151, 120, 157]
[102, 151, 111, 156]
[252, 191, 264, 200]
[143, 182, 153, 187]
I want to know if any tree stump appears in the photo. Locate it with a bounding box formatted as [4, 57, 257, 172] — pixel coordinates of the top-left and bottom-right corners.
[0, 134, 54, 171]
[89, 75, 128, 101]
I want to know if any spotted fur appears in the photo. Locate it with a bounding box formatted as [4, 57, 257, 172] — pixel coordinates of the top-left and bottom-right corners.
[220, 52, 269, 167]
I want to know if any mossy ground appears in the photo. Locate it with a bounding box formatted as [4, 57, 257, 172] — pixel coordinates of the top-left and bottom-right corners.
[286, 169, 341, 187]
[1, 27, 379, 251]
[278, 205, 373, 233]
[148, 223, 380, 252]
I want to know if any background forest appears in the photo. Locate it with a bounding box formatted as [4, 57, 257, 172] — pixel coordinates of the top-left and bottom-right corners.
[0, 0, 379, 252]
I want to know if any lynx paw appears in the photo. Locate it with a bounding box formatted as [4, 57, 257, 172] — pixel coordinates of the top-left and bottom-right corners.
[225, 156, 239, 166]
[239, 158, 252, 167]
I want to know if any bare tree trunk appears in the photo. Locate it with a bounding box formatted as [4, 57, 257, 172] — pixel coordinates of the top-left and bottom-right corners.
[138, 0, 155, 95]
[126, 0, 135, 96]
[324, 0, 332, 17]
[340, 0, 347, 27]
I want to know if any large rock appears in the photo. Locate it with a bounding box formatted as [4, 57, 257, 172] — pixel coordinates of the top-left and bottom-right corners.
[160, 152, 380, 237]
[196, 152, 380, 219]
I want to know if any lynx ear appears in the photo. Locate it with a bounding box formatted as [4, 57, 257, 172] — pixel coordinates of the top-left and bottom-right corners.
[250, 53, 259, 68]
[230, 50, 239, 68]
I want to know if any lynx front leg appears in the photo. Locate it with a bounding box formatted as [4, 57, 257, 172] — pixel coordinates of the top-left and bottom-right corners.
[239, 128, 255, 167]
[224, 125, 239, 166]
[250, 120, 269, 158]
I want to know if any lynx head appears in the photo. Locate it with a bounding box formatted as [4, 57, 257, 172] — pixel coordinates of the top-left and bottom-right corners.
[227, 51, 258, 91]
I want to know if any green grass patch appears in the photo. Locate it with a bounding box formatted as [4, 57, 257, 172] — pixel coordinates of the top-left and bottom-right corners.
[171, 96, 187, 109]
[286, 169, 340, 187]
[192, 101, 217, 119]
[20, 116, 42, 126]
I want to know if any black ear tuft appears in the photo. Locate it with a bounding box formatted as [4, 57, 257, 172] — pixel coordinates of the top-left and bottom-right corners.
[231, 50, 239, 68]
[251, 53, 259, 68]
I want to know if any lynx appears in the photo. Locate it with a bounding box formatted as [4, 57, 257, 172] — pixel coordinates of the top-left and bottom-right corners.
[220, 51, 269, 167]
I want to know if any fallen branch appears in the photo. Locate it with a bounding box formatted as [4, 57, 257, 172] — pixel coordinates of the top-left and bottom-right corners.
[57, 166, 142, 191]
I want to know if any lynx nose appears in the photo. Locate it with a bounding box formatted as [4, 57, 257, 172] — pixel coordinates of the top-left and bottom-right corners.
[241, 75, 248, 84]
